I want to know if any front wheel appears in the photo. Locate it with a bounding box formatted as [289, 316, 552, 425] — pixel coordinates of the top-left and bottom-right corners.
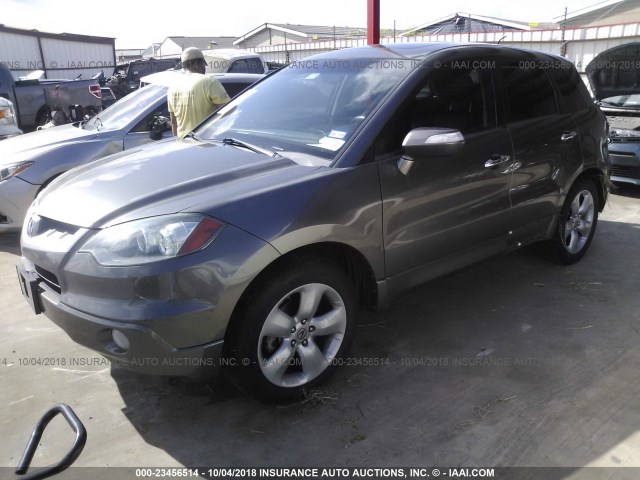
[550, 178, 599, 264]
[223, 257, 355, 402]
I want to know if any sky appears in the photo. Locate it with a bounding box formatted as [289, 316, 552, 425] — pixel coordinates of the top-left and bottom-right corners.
[0, 0, 612, 49]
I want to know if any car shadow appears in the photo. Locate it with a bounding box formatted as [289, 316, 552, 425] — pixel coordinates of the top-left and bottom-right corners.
[0, 232, 21, 255]
[108, 219, 640, 469]
[611, 183, 640, 199]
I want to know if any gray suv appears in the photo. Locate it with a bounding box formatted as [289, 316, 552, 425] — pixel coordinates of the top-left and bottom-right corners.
[18, 44, 609, 402]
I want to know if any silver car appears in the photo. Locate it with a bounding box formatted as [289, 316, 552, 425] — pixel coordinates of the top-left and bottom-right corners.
[18, 44, 609, 402]
[0, 73, 263, 231]
[0, 97, 22, 140]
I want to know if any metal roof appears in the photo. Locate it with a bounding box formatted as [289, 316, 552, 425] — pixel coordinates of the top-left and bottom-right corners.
[0, 24, 114, 45]
[234, 23, 366, 45]
[166, 36, 237, 50]
[401, 13, 535, 36]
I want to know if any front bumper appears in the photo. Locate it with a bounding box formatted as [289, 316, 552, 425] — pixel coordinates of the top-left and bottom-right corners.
[608, 141, 640, 186]
[18, 218, 281, 378]
[17, 258, 224, 378]
[0, 176, 39, 231]
[0, 125, 23, 140]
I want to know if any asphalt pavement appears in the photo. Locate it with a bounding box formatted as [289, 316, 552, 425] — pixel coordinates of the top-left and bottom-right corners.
[1, 187, 639, 477]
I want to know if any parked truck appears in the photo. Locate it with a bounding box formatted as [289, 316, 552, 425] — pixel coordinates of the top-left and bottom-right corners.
[0, 64, 102, 131]
[203, 49, 272, 74]
[106, 57, 181, 99]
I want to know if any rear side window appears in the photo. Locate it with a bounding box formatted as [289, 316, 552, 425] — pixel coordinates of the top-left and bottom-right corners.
[152, 61, 174, 73]
[130, 63, 152, 79]
[228, 58, 264, 74]
[502, 64, 557, 121]
[228, 60, 250, 74]
[222, 82, 251, 98]
[548, 66, 593, 113]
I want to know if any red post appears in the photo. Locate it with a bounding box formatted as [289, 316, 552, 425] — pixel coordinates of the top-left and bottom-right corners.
[367, 0, 380, 45]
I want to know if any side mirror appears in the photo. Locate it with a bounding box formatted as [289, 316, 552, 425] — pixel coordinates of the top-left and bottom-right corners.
[149, 114, 171, 140]
[402, 128, 465, 158]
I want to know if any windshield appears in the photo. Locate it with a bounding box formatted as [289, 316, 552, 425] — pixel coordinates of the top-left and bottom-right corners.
[600, 94, 640, 108]
[196, 58, 415, 160]
[84, 85, 167, 131]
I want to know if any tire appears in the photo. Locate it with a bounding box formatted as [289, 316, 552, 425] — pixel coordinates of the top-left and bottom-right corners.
[36, 174, 62, 196]
[223, 257, 356, 403]
[35, 110, 51, 129]
[550, 178, 599, 264]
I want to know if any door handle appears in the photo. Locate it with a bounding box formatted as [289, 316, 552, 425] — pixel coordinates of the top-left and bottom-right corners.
[484, 154, 511, 168]
[561, 131, 577, 141]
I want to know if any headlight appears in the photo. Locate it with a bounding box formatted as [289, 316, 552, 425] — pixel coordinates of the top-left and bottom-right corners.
[0, 161, 34, 182]
[0, 105, 16, 126]
[79, 214, 224, 266]
[610, 128, 640, 138]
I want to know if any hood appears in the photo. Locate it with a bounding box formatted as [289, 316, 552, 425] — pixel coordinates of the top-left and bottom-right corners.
[0, 97, 14, 108]
[586, 42, 640, 100]
[0, 123, 96, 166]
[35, 139, 321, 229]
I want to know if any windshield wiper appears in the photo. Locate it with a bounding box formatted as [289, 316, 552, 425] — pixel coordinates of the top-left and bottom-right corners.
[185, 131, 200, 141]
[220, 137, 281, 157]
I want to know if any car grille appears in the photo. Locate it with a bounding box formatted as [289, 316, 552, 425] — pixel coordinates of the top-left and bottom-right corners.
[610, 165, 640, 179]
[28, 215, 80, 238]
[34, 265, 61, 294]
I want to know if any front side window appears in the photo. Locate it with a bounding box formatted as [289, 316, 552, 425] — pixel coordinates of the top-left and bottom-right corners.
[375, 64, 496, 155]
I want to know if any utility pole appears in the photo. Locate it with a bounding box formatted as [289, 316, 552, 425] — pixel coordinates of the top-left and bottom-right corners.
[561, 6, 568, 56]
[367, 0, 380, 45]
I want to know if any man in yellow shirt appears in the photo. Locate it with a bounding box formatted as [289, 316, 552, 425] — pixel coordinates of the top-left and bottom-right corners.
[168, 47, 230, 141]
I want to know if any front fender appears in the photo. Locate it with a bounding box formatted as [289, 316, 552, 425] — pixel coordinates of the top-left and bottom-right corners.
[17, 138, 123, 186]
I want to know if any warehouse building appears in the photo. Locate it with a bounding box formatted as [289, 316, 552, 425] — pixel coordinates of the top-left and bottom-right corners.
[0, 24, 115, 80]
[244, 0, 640, 71]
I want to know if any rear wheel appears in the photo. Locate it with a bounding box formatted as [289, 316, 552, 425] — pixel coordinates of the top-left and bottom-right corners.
[223, 257, 355, 403]
[550, 178, 599, 264]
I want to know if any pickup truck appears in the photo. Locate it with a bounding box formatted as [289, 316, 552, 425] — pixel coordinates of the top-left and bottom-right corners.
[203, 49, 273, 74]
[106, 58, 181, 99]
[0, 64, 102, 131]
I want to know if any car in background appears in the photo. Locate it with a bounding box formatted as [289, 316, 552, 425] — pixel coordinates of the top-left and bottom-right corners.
[0, 63, 102, 130]
[203, 49, 270, 74]
[587, 42, 640, 186]
[17, 44, 608, 402]
[0, 97, 22, 140]
[107, 58, 181, 99]
[0, 73, 263, 231]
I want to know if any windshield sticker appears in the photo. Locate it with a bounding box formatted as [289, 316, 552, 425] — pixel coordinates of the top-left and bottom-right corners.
[307, 136, 345, 151]
[328, 130, 347, 139]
